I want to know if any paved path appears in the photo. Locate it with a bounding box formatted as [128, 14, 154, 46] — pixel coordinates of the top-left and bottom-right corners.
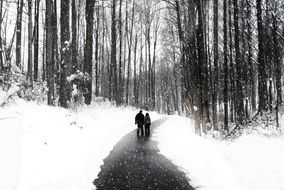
[93, 118, 194, 190]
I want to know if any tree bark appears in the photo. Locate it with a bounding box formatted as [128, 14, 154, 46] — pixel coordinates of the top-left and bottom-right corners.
[59, 0, 71, 107]
[126, 0, 135, 105]
[46, 0, 55, 105]
[245, 0, 256, 112]
[27, 0, 33, 84]
[84, 0, 95, 104]
[42, 5, 46, 81]
[53, 0, 60, 88]
[133, 34, 138, 106]
[95, 6, 100, 97]
[223, 0, 229, 131]
[272, 15, 282, 106]
[16, 0, 24, 69]
[110, 0, 118, 103]
[256, 0, 268, 112]
[174, 0, 186, 113]
[212, 0, 219, 131]
[196, 0, 206, 135]
[34, 0, 40, 81]
[228, 0, 235, 122]
[118, 0, 123, 105]
[71, 0, 78, 73]
[152, 14, 159, 110]
[233, 0, 244, 123]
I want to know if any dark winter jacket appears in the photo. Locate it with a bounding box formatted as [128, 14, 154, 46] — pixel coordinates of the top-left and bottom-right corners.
[135, 112, 144, 126]
[144, 115, 151, 126]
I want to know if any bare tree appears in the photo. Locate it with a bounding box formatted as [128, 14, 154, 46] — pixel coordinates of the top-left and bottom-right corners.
[223, 0, 229, 131]
[34, 0, 40, 81]
[95, 5, 100, 97]
[212, 0, 219, 131]
[59, 0, 71, 107]
[110, 0, 118, 102]
[46, 0, 55, 105]
[71, 0, 78, 73]
[257, 0, 268, 112]
[84, 0, 95, 104]
[16, 0, 24, 69]
[27, 0, 33, 84]
[233, 0, 244, 124]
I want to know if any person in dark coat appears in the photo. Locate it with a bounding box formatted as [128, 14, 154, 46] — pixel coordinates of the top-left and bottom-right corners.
[135, 110, 144, 136]
[144, 113, 151, 136]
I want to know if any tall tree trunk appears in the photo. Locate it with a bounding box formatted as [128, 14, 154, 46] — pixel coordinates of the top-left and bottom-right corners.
[138, 22, 143, 107]
[196, 0, 206, 135]
[256, 0, 268, 112]
[71, 0, 78, 73]
[101, 1, 106, 98]
[84, 0, 95, 105]
[233, 0, 244, 124]
[27, 0, 33, 84]
[175, 0, 186, 113]
[110, 0, 118, 103]
[246, 0, 256, 112]
[133, 34, 138, 106]
[118, 0, 123, 105]
[265, 0, 272, 112]
[152, 14, 159, 110]
[228, 0, 235, 122]
[223, 0, 229, 131]
[16, 0, 24, 69]
[42, 5, 46, 81]
[272, 14, 282, 110]
[95, 6, 100, 97]
[126, 0, 135, 105]
[144, 33, 148, 105]
[34, 0, 40, 81]
[53, 0, 60, 88]
[59, 0, 71, 107]
[202, 0, 211, 130]
[46, 0, 55, 105]
[123, 0, 128, 104]
[212, 0, 219, 131]
[240, 0, 248, 118]
[147, 25, 152, 108]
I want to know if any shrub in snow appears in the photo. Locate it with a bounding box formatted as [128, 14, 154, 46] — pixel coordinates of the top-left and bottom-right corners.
[0, 66, 47, 106]
[67, 70, 91, 108]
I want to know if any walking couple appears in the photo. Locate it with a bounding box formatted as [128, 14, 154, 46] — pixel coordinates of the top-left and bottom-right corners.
[135, 110, 151, 137]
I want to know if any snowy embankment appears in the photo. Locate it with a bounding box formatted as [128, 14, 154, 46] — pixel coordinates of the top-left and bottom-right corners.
[1, 91, 284, 190]
[0, 97, 160, 190]
[155, 116, 284, 190]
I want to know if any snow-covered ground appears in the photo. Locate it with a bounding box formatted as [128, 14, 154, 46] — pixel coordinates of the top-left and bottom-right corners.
[0, 97, 160, 190]
[155, 115, 284, 190]
[1, 94, 284, 190]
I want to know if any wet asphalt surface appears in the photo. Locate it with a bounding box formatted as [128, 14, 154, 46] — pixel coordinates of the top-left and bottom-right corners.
[93, 118, 194, 190]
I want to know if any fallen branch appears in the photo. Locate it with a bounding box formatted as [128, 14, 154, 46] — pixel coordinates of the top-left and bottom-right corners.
[0, 86, 21, 107]
[224, 111, 260, 140]
[0, 117, 18, 121]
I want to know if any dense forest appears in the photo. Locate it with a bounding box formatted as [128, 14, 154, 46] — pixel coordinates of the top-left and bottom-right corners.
[0, 0, 283, 135]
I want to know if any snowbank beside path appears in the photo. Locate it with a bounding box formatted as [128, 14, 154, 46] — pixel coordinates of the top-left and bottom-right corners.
[155, 115, 284, 190]
[2, 96, 283, 190]
[0, 99, 160, 190]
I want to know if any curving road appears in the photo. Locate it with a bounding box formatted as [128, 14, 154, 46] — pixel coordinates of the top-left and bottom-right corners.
[93, 118, 194, 190]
